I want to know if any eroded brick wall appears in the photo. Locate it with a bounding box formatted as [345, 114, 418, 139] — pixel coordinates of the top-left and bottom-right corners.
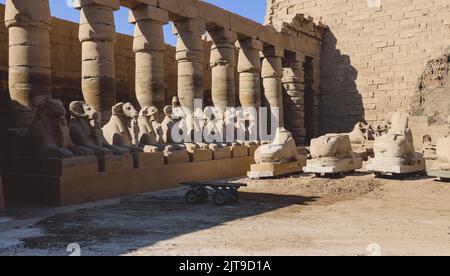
[267, 0, 450, 133]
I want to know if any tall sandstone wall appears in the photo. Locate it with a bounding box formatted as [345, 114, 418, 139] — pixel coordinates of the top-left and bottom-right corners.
[267, 0, 450, 133]
[0, 4, 212, 118]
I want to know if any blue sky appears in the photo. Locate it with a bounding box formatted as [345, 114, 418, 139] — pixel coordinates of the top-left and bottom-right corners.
[0, 0, 266, 45]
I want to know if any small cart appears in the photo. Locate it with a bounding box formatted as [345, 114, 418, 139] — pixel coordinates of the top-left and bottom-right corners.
[181, 181, 247, 206]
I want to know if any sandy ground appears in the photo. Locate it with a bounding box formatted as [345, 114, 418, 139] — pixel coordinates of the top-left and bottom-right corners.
[0, 173, 450, 256]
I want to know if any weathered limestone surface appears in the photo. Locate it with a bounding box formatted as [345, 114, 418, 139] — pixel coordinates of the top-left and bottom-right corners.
[267, 0, 450, 133]
[5, 0, 52, 127]
[2, 155, 254, 206]
[366, 112, 426, 175]
[304, 134, 363, 175]
[262, 46, 284, 127]
[237, 38, 263, 109]
[69, 101, 131, 157]
[102, 102, 141, 151]
[254, 128, 303, 164]
[249, 128, 306, 178]
[248, 161, 306, 179]
[282, 53, 306, 145]
[173, 19, 205, 113]
[27, 96, 94, 158]
[427, 116, 450, 179]
[76, 0, 120, 124]
[130, 5, 168, 111]
[208, 28, 237, 112]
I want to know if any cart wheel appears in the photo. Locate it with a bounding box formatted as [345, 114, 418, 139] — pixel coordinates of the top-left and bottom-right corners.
[196, 187, 208, 203]
[228, 189, 239, 204]
[214, 191, 228, 206]
[185, 190, 200, 204]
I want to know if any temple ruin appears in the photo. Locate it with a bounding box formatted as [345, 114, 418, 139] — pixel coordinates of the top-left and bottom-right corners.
[0, 0, 324, 209]
[1, 0, 450, 215]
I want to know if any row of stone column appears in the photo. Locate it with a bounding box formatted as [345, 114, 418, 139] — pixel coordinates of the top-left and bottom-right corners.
[5, 1, 301, 131]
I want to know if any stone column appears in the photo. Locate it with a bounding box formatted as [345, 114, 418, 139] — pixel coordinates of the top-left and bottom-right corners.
[130, 6, 168, 111]
[76, 0, 119, 124]
[5, 0, 51, 127]
[262, 46, 285, 127]
[282, 53, 306, 145]
[208, 29, 237, 113]
[172, 19, 205, 114]
[236, 38, 263, 110]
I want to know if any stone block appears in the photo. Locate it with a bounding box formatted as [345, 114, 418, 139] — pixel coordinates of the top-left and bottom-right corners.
[247, 160, 306, 179]
[365, 156, 426, 175]
[2, 156, 255, 206]
[198, 1, 231, 30]
[428, 168, 450, 181]
[164, 150, 190, 164]
[98, 154, 134, 172]
[129, 5, 169, 24]
[304, 157, 363, 175]
[212, 147, 232, 160]
[132, 152, 164, 168]
[247, 144, 259, 156]
[230, 13, 259, 39]
[231, 145, 249, 158]
[160, 0, 198, 20]
[189, 149, 213, 162]
[73, 0, 120, 10]
[0, 156, 99, 177]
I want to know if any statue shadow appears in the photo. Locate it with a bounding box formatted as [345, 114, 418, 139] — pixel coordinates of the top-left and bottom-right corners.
[13, 189, 320, 256]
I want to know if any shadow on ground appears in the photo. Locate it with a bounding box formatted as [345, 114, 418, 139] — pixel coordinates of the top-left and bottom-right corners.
[18, 190, 319, 256]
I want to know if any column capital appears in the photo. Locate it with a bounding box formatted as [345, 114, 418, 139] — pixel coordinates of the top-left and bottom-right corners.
[235, 38, 263, 51]
[129, 5, 169, 24]
[172, 18, 206, 35]
[5, 0, 51, 29]
[262, 45, 285, 58]
[207, 29, 238, 45]
[72, 0, 120, 10]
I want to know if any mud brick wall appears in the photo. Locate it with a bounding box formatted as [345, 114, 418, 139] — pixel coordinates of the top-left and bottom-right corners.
[267, 0, 450, 134]
[0, 4, 212, 113]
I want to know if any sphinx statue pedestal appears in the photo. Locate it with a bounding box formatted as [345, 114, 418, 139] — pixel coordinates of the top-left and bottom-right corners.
[164, 150, 190, 165]
[303, 134, 363, 177]
[427, 137, 450, 181]
[366, 156, 426, 176]
[231, 144, 249, 158]
[248, 161, 306, 179]
[187, 148, 213, 162]
[210, 144, 232, 160]
[247, 128, 306, 179]
[0, 156, 100, 205]
[365, 112, 426, 176]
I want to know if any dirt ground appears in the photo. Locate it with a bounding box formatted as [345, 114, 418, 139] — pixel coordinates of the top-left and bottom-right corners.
[0, 173, 450, 256]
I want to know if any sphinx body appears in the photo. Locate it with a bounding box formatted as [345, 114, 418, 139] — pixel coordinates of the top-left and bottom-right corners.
[304, 133, 363, 176]
[366, 112, 426, 175]
[254, 128, 303, 164]
[102, 102, 142, 153]
[7, 96, 94, 159]
[69, 101, 129, 156]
